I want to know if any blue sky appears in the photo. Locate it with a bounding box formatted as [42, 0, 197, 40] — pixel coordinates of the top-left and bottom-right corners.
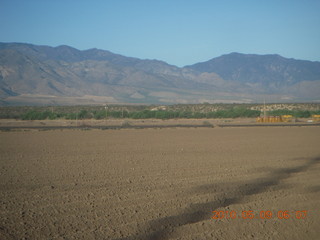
[1, 0, 320, 66]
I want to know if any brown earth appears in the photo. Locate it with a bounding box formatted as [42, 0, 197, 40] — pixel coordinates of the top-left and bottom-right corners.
[0, 118, 255, 128]
[0, 127, 319, 240]
[0, 117, 315, 129]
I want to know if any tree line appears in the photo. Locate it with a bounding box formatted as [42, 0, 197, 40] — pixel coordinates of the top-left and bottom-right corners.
[1, 106, 319, 120]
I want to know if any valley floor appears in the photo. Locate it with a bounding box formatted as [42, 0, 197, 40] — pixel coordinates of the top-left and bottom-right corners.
[0, 117, 317, 129]
[0, 127, 319, 239]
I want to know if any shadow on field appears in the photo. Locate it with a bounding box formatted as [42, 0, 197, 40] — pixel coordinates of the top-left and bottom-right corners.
[115, 156, 320, 240]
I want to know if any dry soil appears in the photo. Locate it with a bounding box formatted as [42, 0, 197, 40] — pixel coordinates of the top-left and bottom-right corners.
[0, 127, 319, 239]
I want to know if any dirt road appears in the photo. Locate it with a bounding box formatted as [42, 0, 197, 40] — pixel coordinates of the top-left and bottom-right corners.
[0, 127, 319, 239]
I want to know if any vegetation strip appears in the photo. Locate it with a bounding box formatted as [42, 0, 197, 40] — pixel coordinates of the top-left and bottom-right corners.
[1, 104, 320, 120]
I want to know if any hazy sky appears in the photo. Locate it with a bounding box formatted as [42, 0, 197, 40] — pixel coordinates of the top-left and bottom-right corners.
[1, 0, 320, 66]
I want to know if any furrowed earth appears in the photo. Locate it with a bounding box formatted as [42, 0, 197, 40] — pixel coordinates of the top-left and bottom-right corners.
[0, 127, 319, 239]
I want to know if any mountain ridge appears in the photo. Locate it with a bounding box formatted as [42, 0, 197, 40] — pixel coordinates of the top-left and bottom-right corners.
[186, 52, 320, 84]
[0, 42, 319, 105]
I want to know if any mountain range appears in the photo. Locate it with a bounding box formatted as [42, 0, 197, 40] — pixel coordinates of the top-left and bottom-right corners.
[0, 42, 319, 105]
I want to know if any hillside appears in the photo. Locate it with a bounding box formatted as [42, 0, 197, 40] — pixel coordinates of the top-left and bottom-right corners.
[0, 43, 319, 105]
[186, 52, 320, 86]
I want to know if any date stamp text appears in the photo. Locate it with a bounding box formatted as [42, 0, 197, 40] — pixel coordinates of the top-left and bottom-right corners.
[212, 210, 308, 220]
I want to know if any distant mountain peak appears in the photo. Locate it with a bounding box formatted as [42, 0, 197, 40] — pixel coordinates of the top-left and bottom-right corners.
[186, 52, 320, 84]
[54, 44, 78, 50]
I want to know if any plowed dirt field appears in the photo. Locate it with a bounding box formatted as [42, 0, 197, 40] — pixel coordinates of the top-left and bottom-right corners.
[0, 127, 319, 239]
